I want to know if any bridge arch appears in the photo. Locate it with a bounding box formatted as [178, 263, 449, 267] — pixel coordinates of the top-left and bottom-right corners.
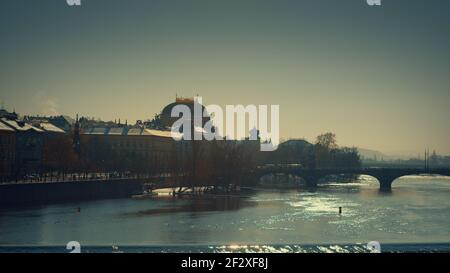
[390, 173, 450, 188]
[326, 170, 450, 191]
[255, 167, 450, 191]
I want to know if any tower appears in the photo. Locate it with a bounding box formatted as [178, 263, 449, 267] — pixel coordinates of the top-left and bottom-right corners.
[73, 114, 81, 155]
[249, 126, 260, 141]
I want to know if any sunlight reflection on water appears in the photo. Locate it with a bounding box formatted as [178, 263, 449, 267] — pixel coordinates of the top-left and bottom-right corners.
[1, 175, 450, 249]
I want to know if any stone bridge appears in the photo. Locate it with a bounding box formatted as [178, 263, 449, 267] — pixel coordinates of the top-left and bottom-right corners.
[255, 167, 450, 191]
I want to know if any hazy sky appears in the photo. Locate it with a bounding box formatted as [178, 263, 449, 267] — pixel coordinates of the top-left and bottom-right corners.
[1, 0, 450, 156]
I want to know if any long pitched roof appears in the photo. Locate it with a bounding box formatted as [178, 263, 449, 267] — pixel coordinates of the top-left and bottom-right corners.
[83, 127, 175, 138]
[0, 121, 15, 132]
[0, 118, 44, 133]
[38, 122, 66, 133]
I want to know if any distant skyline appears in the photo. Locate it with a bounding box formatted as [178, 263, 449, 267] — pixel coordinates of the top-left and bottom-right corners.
[1, 0, 450, 156]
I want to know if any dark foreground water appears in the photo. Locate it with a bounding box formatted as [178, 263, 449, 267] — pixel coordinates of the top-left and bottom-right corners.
[1, 175, 450, 253]
[1, 243, 450, 253]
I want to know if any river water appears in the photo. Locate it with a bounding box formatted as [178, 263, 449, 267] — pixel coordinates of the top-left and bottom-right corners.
[1, 175, 450, 253]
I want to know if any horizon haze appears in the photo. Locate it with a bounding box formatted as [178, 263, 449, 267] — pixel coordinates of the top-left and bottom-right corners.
[1, 0, 450, 156]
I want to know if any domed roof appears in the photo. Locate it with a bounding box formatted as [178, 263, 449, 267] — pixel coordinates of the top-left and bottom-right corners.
[160, 97, 210, 129]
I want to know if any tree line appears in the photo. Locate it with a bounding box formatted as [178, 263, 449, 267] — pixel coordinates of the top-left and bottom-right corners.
[261, 132, 361, 170]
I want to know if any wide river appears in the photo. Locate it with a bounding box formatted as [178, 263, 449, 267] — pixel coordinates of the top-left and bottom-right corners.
[1, 175, 450, 252]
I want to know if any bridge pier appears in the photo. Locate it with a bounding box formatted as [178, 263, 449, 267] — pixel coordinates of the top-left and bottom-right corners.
[371, 174, 398, 192]
[377, 177, 392, 192]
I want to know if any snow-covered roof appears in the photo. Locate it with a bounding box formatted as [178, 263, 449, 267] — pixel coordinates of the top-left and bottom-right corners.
[83, 127, 175, 138]
[88, 127, 108, 135]
[143, 129, 173, 138]
[0, 118, 44, 133]
[39, 122, 66, 133]
[108, 127, 126, 135]
[0, 121, 15, 132]
[123, 128, 139, 135]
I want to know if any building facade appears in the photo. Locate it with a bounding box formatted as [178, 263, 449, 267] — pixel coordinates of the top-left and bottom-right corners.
[80, 127, 186, 173]
[36, 122, 73, 172]
[0, 122, 15, 179]
[0, 118, 44, 176]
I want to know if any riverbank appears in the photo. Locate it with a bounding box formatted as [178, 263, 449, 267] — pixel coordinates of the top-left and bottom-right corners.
[0, 179, 143, 206]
